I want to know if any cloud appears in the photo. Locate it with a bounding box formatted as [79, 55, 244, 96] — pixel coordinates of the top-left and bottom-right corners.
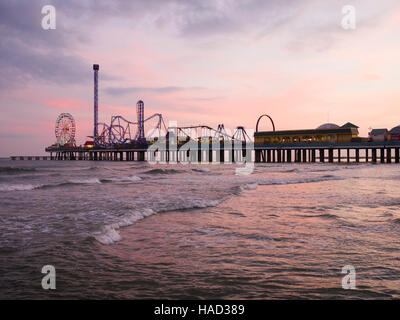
[4, 0, 394, 93]
[0, 1, 121, 91]
[104, 86, 205, 96]
[44, 98, 90, 111]
[179, 96, 224, 102]
[172, 0, 303, 38]
[0, 2, 89, 90]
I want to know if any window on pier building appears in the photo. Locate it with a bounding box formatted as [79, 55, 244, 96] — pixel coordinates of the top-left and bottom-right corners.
[264, 137, 271, 144]
[301, 136, 313, 143]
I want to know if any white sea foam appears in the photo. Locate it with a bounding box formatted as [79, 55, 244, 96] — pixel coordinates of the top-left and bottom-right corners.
[105, 175, 142, 183]
[1, 175, 143, 192]
[240, 183, 258, 191]
[94, 225, 122, 245]
[0, 184, 40, 191]
[256, 176, 342, 186]
[124, 175, 142, 182]
[167, 198, 222, 211]
[94, 208, 154, 245]
[68, 178, 101, 184]
[192, 167, 210, 173]
[93, 198, 224, 245]
[92, 171, 342, 245]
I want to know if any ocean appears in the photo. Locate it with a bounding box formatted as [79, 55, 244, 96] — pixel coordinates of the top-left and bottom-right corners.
[0, 159, 399, 299]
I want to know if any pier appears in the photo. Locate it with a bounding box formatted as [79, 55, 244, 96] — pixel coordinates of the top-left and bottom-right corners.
[21, 64, 400, 166]
[11, 141, 400, 164]
[38, 141, 251, 163]
[10, 156, 50, 161]
[254, 141, 400, 164]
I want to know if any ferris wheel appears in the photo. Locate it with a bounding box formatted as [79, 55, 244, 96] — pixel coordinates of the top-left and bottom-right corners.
[55, 113, 76, 146]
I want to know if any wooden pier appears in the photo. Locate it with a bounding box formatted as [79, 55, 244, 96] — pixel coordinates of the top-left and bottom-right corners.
[254, 141, 400, 164]
[10, 156, 50, 161]
[35, 144, 249, 163]
[11, 141, 400, 164]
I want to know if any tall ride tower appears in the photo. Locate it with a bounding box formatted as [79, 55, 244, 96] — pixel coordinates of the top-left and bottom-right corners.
[93, 64, 99, 143]
[137, 100, 144, 141]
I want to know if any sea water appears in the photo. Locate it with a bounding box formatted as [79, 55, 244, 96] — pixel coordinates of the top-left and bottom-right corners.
[0, 159, 399, 299]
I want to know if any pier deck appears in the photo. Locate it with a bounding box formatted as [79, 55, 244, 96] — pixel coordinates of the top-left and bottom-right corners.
[10, 141, 400, 164]
[254, 141, 400, 164]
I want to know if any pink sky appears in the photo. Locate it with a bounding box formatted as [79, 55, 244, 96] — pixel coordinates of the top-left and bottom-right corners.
[1, 0, 400, 156]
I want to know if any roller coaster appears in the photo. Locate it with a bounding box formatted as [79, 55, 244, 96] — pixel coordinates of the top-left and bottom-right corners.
[91, 121, 251, 151]
[170, 124, 252, 145]
[48, 64, 252, 152]
[96, 112, 167, 147]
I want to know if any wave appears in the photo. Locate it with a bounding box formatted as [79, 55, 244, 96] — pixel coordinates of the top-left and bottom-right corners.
[281, 168, 299, 173]
[48, 176, 141, 188]
[299, 213, 339, 220]
[192, 167, 211, 173]
[321, 174, 336, 178]
[0, 167, 36, 174]
[93, 208, 155, 245]
[1, 175, 143, 192]
[100, 175, 142, 183]
[256, 175, 342, 186]
[392, 218, 400, 225]
[143, 168, 183, 174]
[381, 212, 393, 217]
[240, 183, 258, 191]
[88, 166, 101, 170]
[303, 164, 374, 173]
[305, 167, 341, 173]
[233, 176, 338, 195]
[93, 198, 223, 245]
[0, 180, 100, 191]
[0, 183, 41, 191]
[68, 178, 102, 184]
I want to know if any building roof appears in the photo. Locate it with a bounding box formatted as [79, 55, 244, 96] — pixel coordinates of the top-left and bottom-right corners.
[389, 125, 400, 134]
[254, 127, 357, 137]
[316, 123, 340, 129]
[341, 122, 359, 128]
[370, 129, 388, 135]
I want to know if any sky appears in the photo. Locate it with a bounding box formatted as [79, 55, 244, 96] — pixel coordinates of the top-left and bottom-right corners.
[1, 0, 400, 156]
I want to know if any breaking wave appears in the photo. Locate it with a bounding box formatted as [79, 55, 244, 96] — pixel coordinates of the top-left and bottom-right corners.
[93, 208, 155, 245]
[299, 213, 340, 220]
[1, 175, 142, 191]
[392, 218, 400, 225]
[192, 167, 211, 173]
[93, 177, 269, 245]
[100, 176, 142, 183]
[0, 167, 36, 174]
[282, 168, 299, 173]
[240, 183, 258, 191]
[68, 178, 102, 184]
[256, 175, 342, 186]
[0, 184, 41, 191]
[93, 198, 223, 245]
[143, 168, 182, 175]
